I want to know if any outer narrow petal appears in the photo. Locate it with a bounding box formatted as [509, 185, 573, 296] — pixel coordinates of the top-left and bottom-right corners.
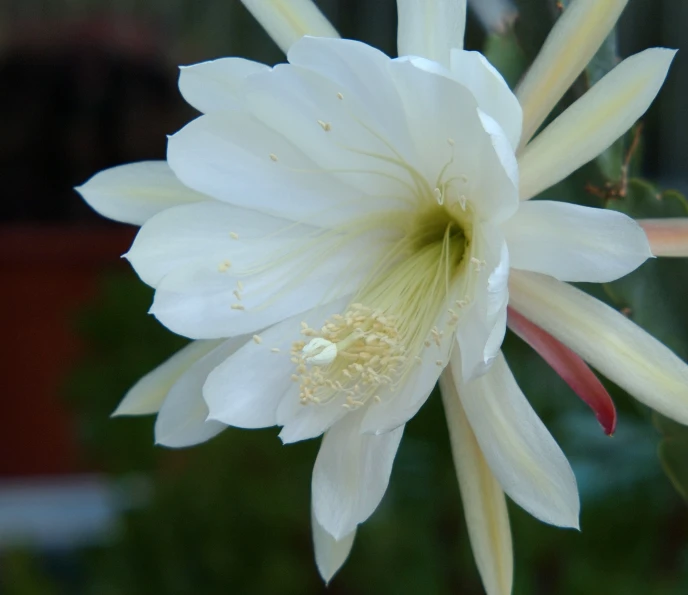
[516, 0, 629, 147]
[440, 366, 513, 595]
[312, 509, 356, 584]
[312, 413, 404, 540]
[450, 50, 522, 150]
[76, 162, 206, 226]
[240, 0, 339, 54]
[155, 337, 249, 448]
[509, 270, 688, 425]
[507, 307, 617, 436]
[396, 0, 467, 66]
[448, 350, 580, 528]
[113, 340, 222, 416]
[519, 48, 676, 200]
[639, 218, 688, 257]
[178, 58, 269, 114]
[504, 200, 652, 282]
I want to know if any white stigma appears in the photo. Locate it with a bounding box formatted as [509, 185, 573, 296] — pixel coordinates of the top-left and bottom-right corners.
[302, 337, 338, 365]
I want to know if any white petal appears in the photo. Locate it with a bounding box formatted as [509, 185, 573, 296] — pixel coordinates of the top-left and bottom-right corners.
[130, 201, 379, 340]
[449, 350, 580, 528]
[277, 389, 347, 444]
[244, 50, 418, 202]
[150, 255, 360, 340]
[203, 298, 349, 430]
[504, 201, 653, 282]
[389, 60, 519, 223]
[440, 366, 513, 595]
[113, 340, 222, 416]
[178, 58, 269, 114]
[154, 337, 248, 447]
[312, 508, 356, 584]
[76, 161, 206, 226]
[519, 48, 676, 200]
[240, 0, 339, 53]
[286, 37, 417, 167]
[312, 413, 404, 540]
[455, 226, 509, 381]
[167, 111, 364, 227]
[450, 50, 522, 149]
[126, 201, 299, 287]
[516, 0, 629, 147]
[509, 270, 688, 426]
[396, 0, 467, 66]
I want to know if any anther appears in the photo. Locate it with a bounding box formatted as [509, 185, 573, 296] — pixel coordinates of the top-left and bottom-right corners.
[229, 232, 239, 239]
[269, 153, 278, 162]
[433, 187, 444, 205]
[253, 335, 262, 344]
[337, 92, 344, 100]
[470, 257, 486, 271]
[317, 120, 332, 132]
[271, 348, 281, 353]
[218, 260, 231, 273]
[231, 304, 245, 311]
[233, 289, 242, 300]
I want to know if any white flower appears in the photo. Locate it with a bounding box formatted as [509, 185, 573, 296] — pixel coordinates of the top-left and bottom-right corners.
[77, 0, 687, 592]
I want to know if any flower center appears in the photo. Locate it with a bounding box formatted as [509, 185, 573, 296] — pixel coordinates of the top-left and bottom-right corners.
[292, 203, 472, 410]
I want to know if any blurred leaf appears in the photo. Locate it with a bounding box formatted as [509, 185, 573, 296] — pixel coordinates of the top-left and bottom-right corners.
[483, 28, 528, 88]
[607, 178, 688, 220]
[659, 437, 688, 503]
[2, 551, 59, 595]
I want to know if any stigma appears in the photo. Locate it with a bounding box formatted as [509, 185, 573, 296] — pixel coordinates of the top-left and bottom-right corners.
[292, 304, 406, 409]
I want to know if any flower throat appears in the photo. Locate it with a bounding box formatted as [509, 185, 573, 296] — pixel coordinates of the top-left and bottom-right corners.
[292, 204, 469, 410]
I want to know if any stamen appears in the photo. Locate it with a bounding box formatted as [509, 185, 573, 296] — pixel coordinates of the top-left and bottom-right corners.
[433, 187, 444, 205]
[470, 257, 486, 271]
[291, 305, 406, 409]
[218, 260, 231, 273]
[253, 335, 262, 344]
[317, 120, 332, 132]
[230, 232, 239, 240]
[337, 92, 344, 100]
[231, 304, 245, 311]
